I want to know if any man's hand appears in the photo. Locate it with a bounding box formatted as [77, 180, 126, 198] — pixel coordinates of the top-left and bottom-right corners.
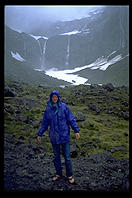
[75, 132, 80, 140]
[37, 136, 42, 143]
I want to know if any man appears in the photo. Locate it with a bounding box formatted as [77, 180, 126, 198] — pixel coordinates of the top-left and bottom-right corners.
[37, 90, 80, 184]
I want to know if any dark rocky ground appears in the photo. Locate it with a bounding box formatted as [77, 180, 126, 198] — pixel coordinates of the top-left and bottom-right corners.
[4, 133, 129, 192]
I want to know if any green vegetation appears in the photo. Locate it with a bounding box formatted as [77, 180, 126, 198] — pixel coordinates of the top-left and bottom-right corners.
[4, 80, 129, 160]
[4, 53, 70, 87]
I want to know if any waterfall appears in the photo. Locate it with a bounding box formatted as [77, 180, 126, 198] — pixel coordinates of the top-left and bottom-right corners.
[65, 35, 70, 66]
[119, 7, 125, 48]
[37, 39, 43, 65]
[23, 41, 26, 58]
[40, 39, 48, 71]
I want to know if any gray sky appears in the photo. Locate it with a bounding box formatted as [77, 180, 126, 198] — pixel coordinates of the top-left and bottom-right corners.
[5, 5, 105, 33]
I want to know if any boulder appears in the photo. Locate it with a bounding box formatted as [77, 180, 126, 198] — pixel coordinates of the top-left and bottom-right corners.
[89, 104, 100, 113]
[4, 87, 16, 97]
[75, 112, 85, 122]
[103, 83, 114, 92]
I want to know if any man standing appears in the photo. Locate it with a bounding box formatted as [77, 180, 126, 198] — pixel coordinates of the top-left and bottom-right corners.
[37, 90, 80, 184]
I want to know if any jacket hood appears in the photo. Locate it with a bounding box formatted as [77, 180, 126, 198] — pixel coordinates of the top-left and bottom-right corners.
[49, 90, 61, 102]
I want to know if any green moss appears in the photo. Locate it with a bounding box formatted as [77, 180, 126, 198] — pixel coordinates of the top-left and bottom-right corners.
[4, 80, 129, 160]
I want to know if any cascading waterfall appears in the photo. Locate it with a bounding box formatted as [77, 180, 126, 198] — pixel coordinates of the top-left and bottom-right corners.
[119, 7, 125, 48]
[37, 40, 43, 65]
[23, 41, 26, 58]
[40, 39, 48, 71]
[65, 35, 70, 66]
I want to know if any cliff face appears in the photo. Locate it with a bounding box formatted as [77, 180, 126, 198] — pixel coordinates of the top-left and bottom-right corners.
[5, 26, 47, 68]
[44, 6, 129, 69]
[5, 6, 129, 70]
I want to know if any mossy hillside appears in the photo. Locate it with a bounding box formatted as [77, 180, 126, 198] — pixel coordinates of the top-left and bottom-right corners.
[5, 55, 71, 87]
[73, 56, 129, 87]
[4, 80, 129, 159]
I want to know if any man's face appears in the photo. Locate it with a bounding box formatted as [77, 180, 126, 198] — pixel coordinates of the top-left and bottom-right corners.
[52, 94, 58, 104]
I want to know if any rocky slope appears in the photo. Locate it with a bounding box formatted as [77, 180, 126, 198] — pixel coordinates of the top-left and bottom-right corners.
[4, 133, 129, 191]
[4, 80, 129, 191]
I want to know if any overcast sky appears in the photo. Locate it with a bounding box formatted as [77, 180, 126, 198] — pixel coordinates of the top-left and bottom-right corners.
[5, 5, 105, 33]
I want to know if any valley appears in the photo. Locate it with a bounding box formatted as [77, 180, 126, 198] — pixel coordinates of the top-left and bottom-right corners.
[4, 6, 129, 191]
[4, 6, 129, 87]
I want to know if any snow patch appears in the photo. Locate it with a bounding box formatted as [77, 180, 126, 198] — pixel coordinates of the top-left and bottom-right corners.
[29, 34, 48, 40]
[45, 68, 88, 85]
[11, 51, 25, 62]
[60, 30, 81, 35]
[35, 51, 126, 86]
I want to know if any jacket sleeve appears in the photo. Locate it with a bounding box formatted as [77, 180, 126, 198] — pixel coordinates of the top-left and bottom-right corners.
[37, 109, 49, 136]
[65, 105, 80, 133]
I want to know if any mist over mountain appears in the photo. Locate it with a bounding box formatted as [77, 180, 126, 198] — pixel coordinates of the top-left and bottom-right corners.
[5, 6, 104, 34]
[5, 6, 129, 87]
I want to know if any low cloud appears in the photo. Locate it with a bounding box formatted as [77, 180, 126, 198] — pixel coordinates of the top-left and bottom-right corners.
[5, 5, 104, 33]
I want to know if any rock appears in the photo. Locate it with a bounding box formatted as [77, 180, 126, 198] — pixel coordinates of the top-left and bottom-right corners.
[121, 111, 129, 120]
[18, 114, 28, 122]
[4, 87, 16, 97]
[4, 134, 129, 191]
[75, 112, 85, 122]
[122, 173, 129, 190]
[70, 142, 78, 158]
[71, 150, 78, 158]
[103, 83, 114, 92]
[111, 146, 126, 153]
[93, 138, 101, 144]
[89, 104, 100, 113]
[72, 80, 76, 83]
[33, 120, 41, 129]
[123, 132, 128, 137]
[81, 140, 96, 150]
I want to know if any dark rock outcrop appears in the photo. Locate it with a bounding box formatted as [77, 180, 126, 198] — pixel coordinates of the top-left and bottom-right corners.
[4, 87, 16, 97]
[4, 133, 129, 191]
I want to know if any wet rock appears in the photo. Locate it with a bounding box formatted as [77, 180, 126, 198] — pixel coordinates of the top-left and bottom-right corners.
[121, 111, 129, 120]
[123, 132, 128, 137]
[33, 120, 41, 129]
[89, 104, 100, 113]
[75, 112, 85, 122]
[4, 134, 129, 191]
[70, 143, 78, 158]
[103, 83, 115, 92]
[18, 114, 29, 122]
[4, 87, 16, 97]
[111, 146, 126, 153]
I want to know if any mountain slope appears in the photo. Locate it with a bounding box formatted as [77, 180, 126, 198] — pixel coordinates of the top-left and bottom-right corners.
[4, 53, 70, 86]
[4, 6, 129, 87]
[5, 26, 42, 68]
[44, 6, 129, 70]
[73, 55, 129, 86]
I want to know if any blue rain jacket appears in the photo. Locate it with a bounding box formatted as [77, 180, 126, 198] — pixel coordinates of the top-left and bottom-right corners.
[37, 90, 80, 144]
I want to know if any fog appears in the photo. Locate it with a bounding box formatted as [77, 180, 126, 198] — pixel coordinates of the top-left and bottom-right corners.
[5, 5, 104, 33]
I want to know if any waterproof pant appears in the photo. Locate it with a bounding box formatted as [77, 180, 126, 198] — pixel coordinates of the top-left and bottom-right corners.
[52, 142, 73, 177]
